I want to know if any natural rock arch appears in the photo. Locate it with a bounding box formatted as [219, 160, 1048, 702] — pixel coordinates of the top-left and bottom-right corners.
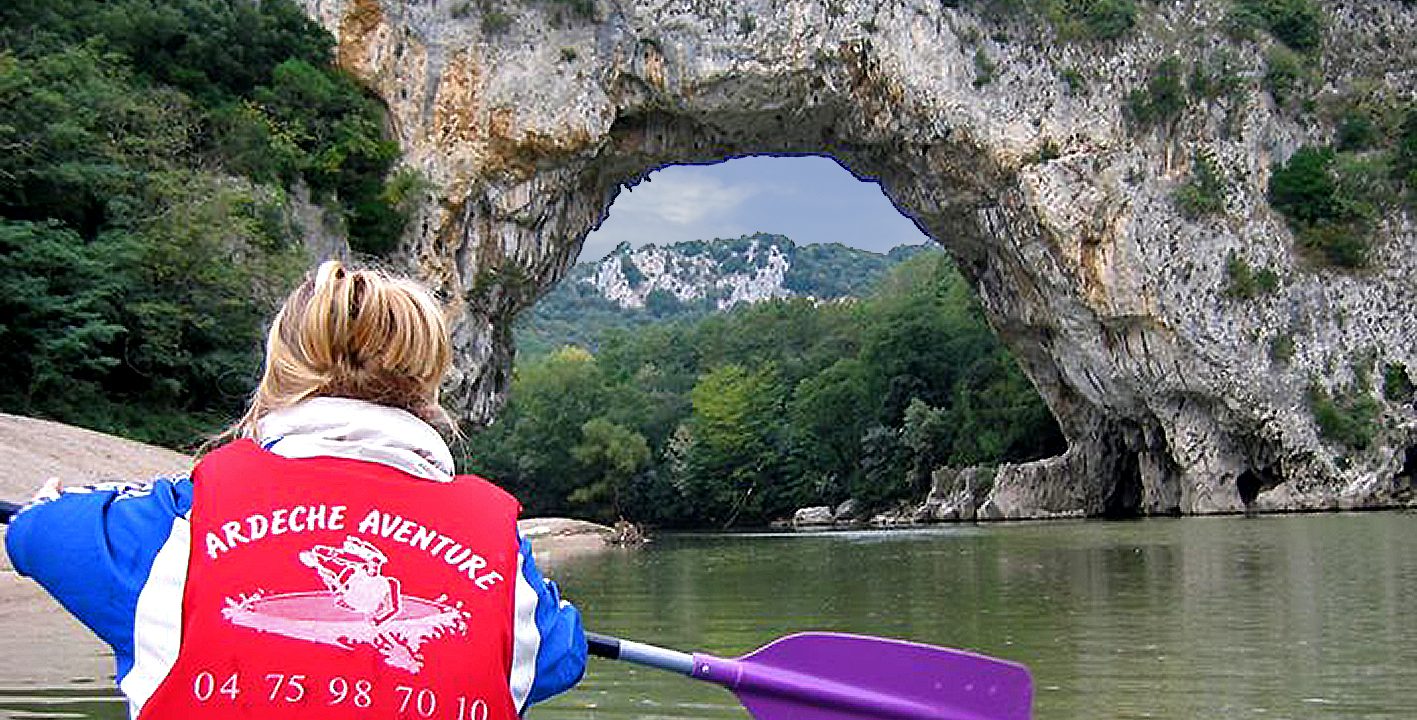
[296, 0, 1417, 518]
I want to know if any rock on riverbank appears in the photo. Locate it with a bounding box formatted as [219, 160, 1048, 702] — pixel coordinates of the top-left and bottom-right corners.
[786, 461, 1417, 528]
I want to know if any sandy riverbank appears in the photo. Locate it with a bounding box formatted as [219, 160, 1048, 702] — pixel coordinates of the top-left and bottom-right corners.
[0, 412, 616, 550]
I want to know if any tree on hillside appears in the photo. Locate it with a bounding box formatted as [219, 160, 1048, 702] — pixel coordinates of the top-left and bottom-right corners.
[673, 364, 791, 526]
[468, 346, 606, 515]
[0, 0, 410, 445]
[788, 357, 872, 501]
[0, 221, 125, 407]
[569, 418, 651, 522]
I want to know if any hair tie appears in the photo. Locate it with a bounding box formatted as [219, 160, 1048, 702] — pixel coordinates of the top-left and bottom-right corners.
[314, 260, 344, 289]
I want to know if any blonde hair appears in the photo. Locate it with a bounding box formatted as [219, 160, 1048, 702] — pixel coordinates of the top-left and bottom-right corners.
[226, 260, 454, 440]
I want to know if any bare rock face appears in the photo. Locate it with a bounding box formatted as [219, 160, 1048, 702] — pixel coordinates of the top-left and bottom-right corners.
[792, 505, 835, 527]
[295, 0, 1417, 518]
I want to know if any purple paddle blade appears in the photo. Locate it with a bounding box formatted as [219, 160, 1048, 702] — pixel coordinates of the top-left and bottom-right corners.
[690, 632, 1031, 720]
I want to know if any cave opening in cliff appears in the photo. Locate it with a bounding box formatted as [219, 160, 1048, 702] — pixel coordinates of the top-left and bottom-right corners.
[1236, 466, 1282, 507]
[1101, 450, 1143, 519]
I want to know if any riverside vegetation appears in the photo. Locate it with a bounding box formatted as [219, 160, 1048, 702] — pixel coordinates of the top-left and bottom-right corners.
[465, 251, 1064, 528]
[0, 0, 416, 445]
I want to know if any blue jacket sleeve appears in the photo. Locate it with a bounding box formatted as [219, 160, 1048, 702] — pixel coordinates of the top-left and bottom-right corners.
[517, 534, 587, 709]
[4, 478, 193, 681]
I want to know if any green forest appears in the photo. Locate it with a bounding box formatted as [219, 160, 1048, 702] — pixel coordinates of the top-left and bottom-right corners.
[0, 0, 412, 445]
[464, 252, 1064, 528]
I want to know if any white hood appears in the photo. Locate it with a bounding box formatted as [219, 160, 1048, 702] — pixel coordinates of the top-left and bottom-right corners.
[256, 397, 455, 482]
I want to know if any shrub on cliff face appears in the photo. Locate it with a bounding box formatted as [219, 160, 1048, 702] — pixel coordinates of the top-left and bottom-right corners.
[1263, 45, 1314, 109]
[1046, 0, 1138, 40]
[1308, 383, 1379, 451]
[973, 48, 996, 87]
[1269, 333, 1295, 363]
[1230, 0, 1324, 53]
[1127, 56, 1187, 127]
[943, 0, 1138, 41]
[1175, 150, 1228, 218]
[1331, 153, 1399, 221]
[1227, 1, 1323, 112]
[551, 0, 596, 20]
[1384, 364, 1415, 402]
[1397, 105, 1417, 203]
[1270, 148, 1338, 224]
[1336, 108, 1381, 152]
[1292, 222, 1368, 268]
[1188, 50, 1246, 106]
[1224, 252, 1279, 299]
[1267, 147, 1398, 268]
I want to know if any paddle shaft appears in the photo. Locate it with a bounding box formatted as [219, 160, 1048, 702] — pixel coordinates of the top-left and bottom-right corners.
[586, 631, 696, 675]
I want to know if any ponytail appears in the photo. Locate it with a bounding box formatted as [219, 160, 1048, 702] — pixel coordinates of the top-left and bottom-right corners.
[221, 260, 455, 444]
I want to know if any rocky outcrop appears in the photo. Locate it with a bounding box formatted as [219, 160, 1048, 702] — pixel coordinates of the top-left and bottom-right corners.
[920, 466, 986, 522]
[588, 236, 794, 310]
[791, 505, 835, 527]
[296, 0, 1417, 518]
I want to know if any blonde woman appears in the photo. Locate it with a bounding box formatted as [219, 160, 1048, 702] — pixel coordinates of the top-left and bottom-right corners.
[7, 261, 586, 718]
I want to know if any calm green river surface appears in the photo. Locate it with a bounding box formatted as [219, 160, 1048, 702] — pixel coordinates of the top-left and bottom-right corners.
[1, 512, 1413, 719]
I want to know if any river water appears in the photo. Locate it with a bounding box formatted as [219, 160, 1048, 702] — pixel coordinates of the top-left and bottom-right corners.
[0, 512, 1413, 719]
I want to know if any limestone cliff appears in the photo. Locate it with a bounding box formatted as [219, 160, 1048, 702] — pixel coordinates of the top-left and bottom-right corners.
[588, 236, 794, 310]
[294, 0, 1416, 517]
[571, 234, 919, 310]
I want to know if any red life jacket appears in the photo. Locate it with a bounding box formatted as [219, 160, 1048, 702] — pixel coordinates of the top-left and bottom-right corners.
[138, 440, 521, 720]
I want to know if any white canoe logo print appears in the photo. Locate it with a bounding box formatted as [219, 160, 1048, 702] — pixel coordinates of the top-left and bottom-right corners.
[222, 536, 469, 673]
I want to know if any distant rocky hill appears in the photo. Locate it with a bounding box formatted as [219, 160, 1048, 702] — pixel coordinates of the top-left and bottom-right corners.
[515, 234, 934, 356]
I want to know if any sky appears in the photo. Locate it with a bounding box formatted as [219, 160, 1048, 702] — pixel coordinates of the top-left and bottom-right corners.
[577, 155, 933, 262]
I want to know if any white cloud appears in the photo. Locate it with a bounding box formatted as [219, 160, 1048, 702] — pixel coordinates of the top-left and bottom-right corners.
[576, 156, 931, 262]
[613, 174, 755, 226]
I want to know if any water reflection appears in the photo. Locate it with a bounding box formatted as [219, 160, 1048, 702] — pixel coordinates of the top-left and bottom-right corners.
[0, 688, 125, 719]
[1, 513, 1414, 719]
[538, 513, 1416, 720]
